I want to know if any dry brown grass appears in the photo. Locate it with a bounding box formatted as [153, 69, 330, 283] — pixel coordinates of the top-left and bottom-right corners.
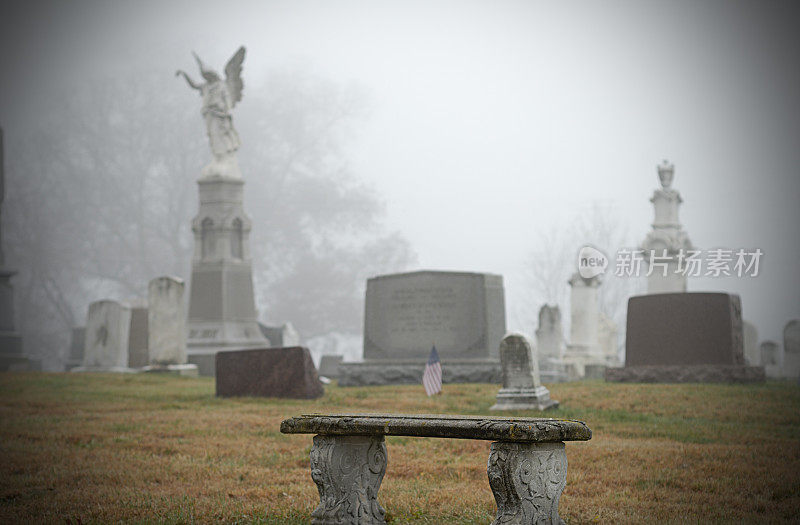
[0, 373, 798, 523]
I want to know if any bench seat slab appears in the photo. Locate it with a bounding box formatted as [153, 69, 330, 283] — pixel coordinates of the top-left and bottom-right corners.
[281, 414, 591, 442]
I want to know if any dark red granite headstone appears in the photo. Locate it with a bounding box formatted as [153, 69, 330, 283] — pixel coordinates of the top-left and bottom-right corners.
[215, 346, 324, 398]
[625, 292, 744, 366]
[606, 292, 763, 383]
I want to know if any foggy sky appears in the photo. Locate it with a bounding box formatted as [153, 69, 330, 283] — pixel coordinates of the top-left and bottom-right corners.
[1, 1, 799, 343]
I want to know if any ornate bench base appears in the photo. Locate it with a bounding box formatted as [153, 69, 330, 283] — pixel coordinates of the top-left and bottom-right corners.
[310, 435, 388, 525]
[488, 442, 567, 525]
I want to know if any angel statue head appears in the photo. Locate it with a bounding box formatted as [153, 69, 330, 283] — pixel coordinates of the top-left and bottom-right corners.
[176, 46, 246, 178]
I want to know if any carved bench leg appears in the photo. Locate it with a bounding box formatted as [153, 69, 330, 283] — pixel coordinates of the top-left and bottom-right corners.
[487, 441, 567, 525]
[310, 435, 387, 525]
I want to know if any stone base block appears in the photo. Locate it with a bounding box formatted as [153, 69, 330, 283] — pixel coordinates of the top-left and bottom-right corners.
[605, 365, 765, 383]
[491, 386, 559, 411]
[488, 441, 567, 525]
[141, 364, 199, 377]
[71, 366, 140, 374]
[337, 359, 501, 386]
[583, 364, 607, 380]
[187, 344, 267, 376]
[563, 358, 606, 381]
[0, 354, 37, 372]
[540, 370, 569, 383]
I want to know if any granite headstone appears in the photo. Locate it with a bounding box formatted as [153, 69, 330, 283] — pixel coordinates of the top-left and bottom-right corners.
[606, 293, 764, 382]
[339, 270, 506, 385]
[216, 346, 324, 398]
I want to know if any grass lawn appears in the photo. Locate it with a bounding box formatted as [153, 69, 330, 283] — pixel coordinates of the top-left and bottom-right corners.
[0, 373, 799, 524]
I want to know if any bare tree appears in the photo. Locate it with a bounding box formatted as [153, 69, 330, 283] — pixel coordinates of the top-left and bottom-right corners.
[522, 203, 644, 349]
[3, 66, 415, 369]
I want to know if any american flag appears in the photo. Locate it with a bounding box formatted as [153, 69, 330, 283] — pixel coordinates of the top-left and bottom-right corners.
[422, 345, 442, 396]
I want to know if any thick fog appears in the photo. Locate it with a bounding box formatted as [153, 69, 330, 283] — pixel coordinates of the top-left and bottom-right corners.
[1, 0, 799, 369]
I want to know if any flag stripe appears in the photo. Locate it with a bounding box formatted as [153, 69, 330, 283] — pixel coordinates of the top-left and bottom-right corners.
[422, 346, 442, 396]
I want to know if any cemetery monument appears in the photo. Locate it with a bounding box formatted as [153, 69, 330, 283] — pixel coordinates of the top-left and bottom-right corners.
[760, 340, 782, 379]
[65, 327, 85, 371]
[142, 276, 198, 376]
[743, 321, 759, 366]
[491, 333, 558, 411]
[605, 292, 765, 382]
[534, 304, 567, 382]
[599, 312, 620, 366]
[127, 301, 149, 368]
[216, 346, 323, 398]
[73, 300, 137, 372]
[563, 272, 606, 379]
[783, 320, 800, 380]
[177, 47, 269, 375]
[338, 270, 506, 386]
[641, 161, 693, 294]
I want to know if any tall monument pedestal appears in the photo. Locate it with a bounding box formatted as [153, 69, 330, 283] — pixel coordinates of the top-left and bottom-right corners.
[186, 176, 267, 376]
[641, 161, 693, 294]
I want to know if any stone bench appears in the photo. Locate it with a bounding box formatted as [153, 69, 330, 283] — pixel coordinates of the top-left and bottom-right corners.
[280, 413, 592, 524]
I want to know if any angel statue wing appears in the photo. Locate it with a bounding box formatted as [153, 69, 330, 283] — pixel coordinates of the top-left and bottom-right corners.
[225, 46, 246, 108]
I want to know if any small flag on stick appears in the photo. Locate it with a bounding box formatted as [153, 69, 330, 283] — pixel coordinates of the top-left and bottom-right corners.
[422, 345, 442, 396]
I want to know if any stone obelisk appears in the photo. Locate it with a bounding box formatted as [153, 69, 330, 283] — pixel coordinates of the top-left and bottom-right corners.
[641, 160, 693, 294]
[177, 47, 267, 376]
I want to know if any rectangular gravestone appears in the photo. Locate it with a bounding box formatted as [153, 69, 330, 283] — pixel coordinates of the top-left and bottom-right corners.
[606, 293, 764, 383]
[65, 327, 85, 371]
[491, 333, 557, 410]
[760, 340, 782, 379]
[127, 306, 149, 368]
[215, 346, 324, 398]
[142, 276, 197, 376]
[364, 271, 505, 360]
[783, 320, 800, 380]
[339, 271, 505, 386]
[75, 300, 133, 372]
[318, 354, 343, 378]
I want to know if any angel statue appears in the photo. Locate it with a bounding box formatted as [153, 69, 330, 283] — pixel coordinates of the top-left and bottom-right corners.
[176, 46, 246, 178]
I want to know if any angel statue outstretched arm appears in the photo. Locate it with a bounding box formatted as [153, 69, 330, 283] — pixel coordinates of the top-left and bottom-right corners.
[175, 69, 201, 90]
[177, 46, 246, 178]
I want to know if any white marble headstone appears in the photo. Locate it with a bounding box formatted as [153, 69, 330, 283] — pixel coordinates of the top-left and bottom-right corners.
[148, 276, 186, 365]
[491, 333, 558, 411]
[743, 321, 759, 366]
[760, 340, 782, 379]
[82, 300, 132, 370]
